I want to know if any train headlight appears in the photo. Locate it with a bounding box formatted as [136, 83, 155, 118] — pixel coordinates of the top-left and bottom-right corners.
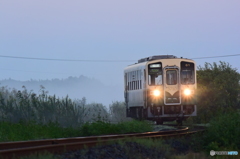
[183, 89, 191, 96]
[152, 90, 160, 97]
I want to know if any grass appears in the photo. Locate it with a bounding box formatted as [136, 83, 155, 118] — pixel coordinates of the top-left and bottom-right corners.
[0, 121, 82, 142]
[19, 152, 56, 159]
[80, 120, 153, 136]
[0, 120, 153, 142]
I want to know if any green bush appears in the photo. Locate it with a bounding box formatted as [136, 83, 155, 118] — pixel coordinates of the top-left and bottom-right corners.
[203, 109, 240, 150]
[109, 101, 127, 122]
[196, 61, 240, 123]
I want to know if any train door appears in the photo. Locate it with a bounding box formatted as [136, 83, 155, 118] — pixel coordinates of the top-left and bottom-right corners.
[164, 67, 181, 105]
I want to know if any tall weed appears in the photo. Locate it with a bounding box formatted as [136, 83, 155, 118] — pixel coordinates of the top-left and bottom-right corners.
[0, 86, 110, 127]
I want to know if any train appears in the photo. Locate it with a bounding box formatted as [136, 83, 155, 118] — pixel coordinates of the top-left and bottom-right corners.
[124, 55, 197, 125]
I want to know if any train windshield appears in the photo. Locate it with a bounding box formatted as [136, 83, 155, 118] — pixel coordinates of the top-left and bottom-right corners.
[166, 70, 178, 85]
[148, 62, 162, 85]
[181, 62, 195, 84]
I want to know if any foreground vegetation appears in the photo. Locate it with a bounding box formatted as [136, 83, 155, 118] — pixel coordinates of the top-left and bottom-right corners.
[0, 61, 239, 158]
[0, 120, 152, 142]
[0, 121, 81, 142]
[203, 109, 240, 151]
[0, 86, 151, 142]
[18, 108, 240, 159]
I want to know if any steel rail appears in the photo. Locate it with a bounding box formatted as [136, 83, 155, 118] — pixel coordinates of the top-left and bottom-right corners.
[0, 126, 205, 159]
[0, 126, 188, 150]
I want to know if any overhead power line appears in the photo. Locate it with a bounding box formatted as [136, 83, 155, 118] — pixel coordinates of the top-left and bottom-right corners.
[0, 54, 239, 62]
[191, 54, 240, 59]
[0, 55, 134, 62]
[0, 68, 71, 75]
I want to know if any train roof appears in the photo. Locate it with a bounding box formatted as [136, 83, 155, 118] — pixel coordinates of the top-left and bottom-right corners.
[125, 55, 194, 71]
[138, 55, 178, 63]
[126, 55, 194, 68]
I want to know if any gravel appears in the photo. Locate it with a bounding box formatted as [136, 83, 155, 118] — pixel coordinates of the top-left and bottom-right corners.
[55, 142, 167, 159]
[152, 125, 177, 131]
[55, 125, 193, 159]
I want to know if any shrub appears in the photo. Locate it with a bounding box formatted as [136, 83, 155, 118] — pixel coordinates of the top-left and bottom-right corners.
[203, 109, 240, 150]
[109, 101, 128, 122]
[196, 61, 240, 123]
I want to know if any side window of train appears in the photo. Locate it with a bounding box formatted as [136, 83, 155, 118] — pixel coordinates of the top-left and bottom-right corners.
[125, 73, 127, 91]
[181, 62, 195, 84]
[148, 62, 162, 85]
[127, 72, 130, 90]
[129, 72, 131, 90]
[133, 71, 136, 90]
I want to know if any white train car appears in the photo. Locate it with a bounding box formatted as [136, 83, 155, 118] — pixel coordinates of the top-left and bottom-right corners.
[124, 55, 197, 124]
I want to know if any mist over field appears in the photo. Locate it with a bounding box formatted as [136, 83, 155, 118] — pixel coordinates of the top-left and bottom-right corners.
[0, 75, 123, 107]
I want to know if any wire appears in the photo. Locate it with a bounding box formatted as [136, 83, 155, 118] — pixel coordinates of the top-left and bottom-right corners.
[0, 55, 134, 62]
[0, 54, 239, 76]
[191, 54, 240, 59]
[0, 68, 71, 75]
[0, 54, 239, 62]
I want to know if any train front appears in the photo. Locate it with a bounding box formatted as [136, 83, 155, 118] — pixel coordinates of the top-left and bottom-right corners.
[146, 59, 197, 124]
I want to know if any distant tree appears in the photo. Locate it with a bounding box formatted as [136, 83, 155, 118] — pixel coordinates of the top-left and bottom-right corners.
[195, 61, 240, 123]
[109, 101, 129, 122]
[84, 103, 110, 122]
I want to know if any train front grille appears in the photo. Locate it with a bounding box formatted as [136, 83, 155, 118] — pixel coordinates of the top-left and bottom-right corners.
[165, 91, 180, 104]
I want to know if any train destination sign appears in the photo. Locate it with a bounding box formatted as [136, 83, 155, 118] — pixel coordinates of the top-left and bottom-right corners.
[149, 64, 161, 68]
[149, 69, 161, 73]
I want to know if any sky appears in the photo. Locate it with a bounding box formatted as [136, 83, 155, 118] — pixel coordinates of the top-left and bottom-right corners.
[1, 0, 240, 87]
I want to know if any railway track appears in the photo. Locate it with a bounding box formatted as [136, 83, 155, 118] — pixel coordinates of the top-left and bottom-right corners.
[0, 126, 205, 159]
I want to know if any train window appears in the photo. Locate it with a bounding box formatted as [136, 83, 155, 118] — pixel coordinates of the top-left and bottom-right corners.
[148, 62, 162, 85]
[166, 70, 177, 85]
[149, 75, 162, 85]
[181, 62, 195, 84]
[131, 72, 133, 90]
[128, 73, 130, 90]
[127, 73, 129, 90]
[138, 70, 141, 89]
[136, 71, 138, 89]
[125, 73, 127, 91]
[129, 72, 131, 90]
